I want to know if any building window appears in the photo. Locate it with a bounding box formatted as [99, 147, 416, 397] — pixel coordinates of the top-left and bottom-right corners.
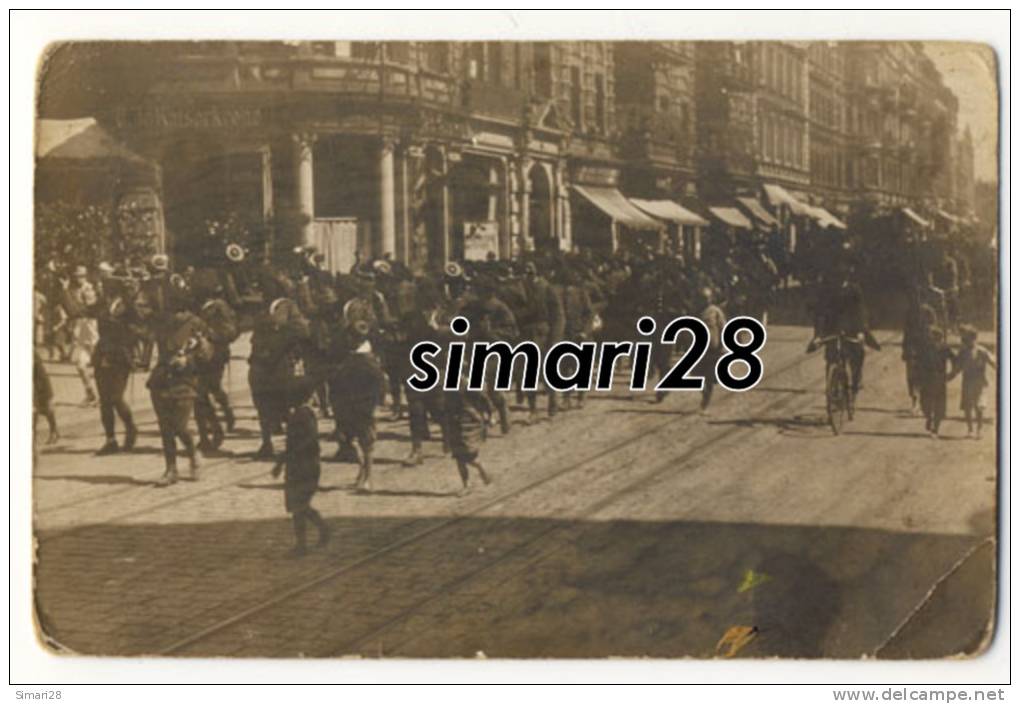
[422, 42, 449, 73]
[487, 42, 503, 84]
[468, 43, 486, 80]
[594, 73, 606, 132]
[386, 42, 411, 64]
[351, 42, 379, 61]
[570, 65, 582, 128]
[513, 43, 523, 88]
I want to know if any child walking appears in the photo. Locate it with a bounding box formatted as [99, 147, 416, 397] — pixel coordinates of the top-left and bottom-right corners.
[951, 325, 995, 439]
[272, 399, 330, 558]
[446, 376, 492, 496]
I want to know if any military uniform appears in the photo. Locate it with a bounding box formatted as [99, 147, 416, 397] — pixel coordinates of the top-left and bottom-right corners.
[332, 336, 386, 490]
[93, 292, 143, 453]
[554, 273, 595, 408]
[248, 297, 310, 458]
[462, 281, 519, 432]
[147, 311, 212, 485]
[519, 266, 565, 420]
[402, 273, 456, 465]
[196, 296, 239, 448]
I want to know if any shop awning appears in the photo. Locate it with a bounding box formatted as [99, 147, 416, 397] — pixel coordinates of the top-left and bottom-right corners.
[806, 205, 847, 230]
[902, 207, 931, 228]
[708, 206, 753, 229]
[630, 198, 709, 227]
[762, 183, 811, 217]
[935, 208, 962, 224]
[736, 196, 780, 227]
[37, 118, 150, 164]
[573, 185, 663, 230]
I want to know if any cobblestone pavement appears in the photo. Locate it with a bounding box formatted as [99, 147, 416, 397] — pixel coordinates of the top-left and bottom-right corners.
[32, 325, 998, 658]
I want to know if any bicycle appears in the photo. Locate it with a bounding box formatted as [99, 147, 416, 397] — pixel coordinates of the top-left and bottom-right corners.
[809, 333, 863, 435]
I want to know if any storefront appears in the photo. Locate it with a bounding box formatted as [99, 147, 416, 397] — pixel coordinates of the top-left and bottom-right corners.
[571, 185, 663, 254]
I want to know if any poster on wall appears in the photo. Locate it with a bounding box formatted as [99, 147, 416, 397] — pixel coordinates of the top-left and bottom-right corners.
[463, 221, 499, 261]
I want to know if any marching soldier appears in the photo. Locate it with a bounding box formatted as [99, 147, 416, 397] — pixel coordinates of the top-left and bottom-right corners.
[518, 261, 565, 424]
[556, 267, 595, 410]
[195, 285, 240, 450]
[147, 292, 214, 486]
[375, 261, 416, 421]
[249, 285, 311, 459]
[462, 273, 518, 433]
[401, 272, 449, 467]
[93, 272, 144, 455]
[330, 320, 387, 492]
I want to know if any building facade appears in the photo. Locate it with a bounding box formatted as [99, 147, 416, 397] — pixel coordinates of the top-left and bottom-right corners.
[43, 40, 978, 268]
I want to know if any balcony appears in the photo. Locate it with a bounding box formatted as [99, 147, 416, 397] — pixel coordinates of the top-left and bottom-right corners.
[146, 47, 459, 111]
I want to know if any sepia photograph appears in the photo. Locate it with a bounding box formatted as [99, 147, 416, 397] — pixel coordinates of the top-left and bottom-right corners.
[18, 11, 1004, 676]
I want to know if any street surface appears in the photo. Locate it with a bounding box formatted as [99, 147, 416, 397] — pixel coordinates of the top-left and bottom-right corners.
[32, 324, 997, 658]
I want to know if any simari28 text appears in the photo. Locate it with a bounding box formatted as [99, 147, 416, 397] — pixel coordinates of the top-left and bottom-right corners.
[407, 315, 766, 394]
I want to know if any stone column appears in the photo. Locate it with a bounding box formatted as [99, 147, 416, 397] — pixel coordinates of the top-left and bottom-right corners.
[441, 149, 452, 264]
[379, 138, 397, 259]
[292, 133, 316, 247]
[260, 145, 274, 221]
[500, 157, 511, 259]
[519, 157, 533, 252]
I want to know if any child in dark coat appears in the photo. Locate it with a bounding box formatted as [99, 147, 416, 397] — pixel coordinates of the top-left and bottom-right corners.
[446, 375, 492, 496]
[272, 396, 330, 557]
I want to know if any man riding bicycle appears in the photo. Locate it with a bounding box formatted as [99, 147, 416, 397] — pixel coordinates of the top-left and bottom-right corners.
[807, 259, 880, 396]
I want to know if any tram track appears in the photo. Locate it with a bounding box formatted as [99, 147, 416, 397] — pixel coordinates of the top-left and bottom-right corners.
[157, 334, 861, 656]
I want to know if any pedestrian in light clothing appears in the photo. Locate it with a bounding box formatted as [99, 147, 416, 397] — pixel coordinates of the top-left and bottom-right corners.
[65, 265, 100, 406]
[950, 325, 995, 439]
[698, 287, 726, 413]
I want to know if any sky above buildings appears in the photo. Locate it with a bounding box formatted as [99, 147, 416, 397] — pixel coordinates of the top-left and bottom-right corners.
[925, 42, 999, 183]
